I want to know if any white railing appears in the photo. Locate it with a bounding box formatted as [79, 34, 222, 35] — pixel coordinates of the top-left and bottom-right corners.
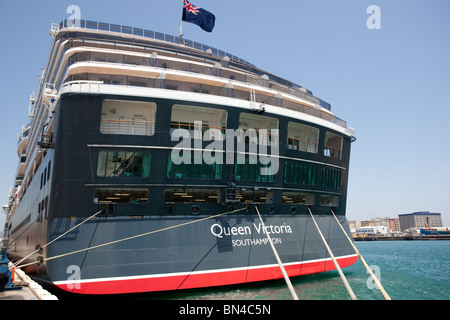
[100, 119, 155, 136]
[61, 80, 104, 93]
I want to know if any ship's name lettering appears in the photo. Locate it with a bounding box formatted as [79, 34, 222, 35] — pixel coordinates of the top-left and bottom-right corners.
[232, 237, 282, 247]
[210, 223, 292, 239]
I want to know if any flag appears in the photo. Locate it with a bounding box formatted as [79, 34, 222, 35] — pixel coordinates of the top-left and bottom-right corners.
[182, 0, 216, 32]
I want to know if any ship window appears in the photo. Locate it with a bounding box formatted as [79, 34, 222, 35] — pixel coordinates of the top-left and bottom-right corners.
[235, 157, 275, 182]
[47, 161, 51, 181]
[225, 189, 272, 204]
[239, 189, 273, 204]
[166, 152, 222, 180]
[164, 188, 220, 203]
[320, 195, 339, 207]
[94, 188, 148, 204]
[322, 168, 342, 190]
[170, 104, 227, 140]
[238, 113, 278, 145]
[100, 100, 156, 136]
[287, 122, 319, 153]
[283, 161, 317, 186]
[282, 192, 314, 205]
[38, 203, 42, 223]
[97, 151, 151, 178]
[324, 132, 343, 160]
[45, 196, 48, 219]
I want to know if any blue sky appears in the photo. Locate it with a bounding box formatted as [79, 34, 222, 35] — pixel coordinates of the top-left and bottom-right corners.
[1, 0, 449, 228]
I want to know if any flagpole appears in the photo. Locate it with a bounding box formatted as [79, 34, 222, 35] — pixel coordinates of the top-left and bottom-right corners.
[179, 21, 184, 39]
[179, 0, 185, 41]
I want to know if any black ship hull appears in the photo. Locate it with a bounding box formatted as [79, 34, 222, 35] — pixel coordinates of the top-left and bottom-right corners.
[43, 214, 356, 294]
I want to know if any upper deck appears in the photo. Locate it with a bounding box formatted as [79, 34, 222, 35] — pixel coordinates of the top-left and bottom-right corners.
[55, 20, 310, 99]
[39, 20, 348, 130]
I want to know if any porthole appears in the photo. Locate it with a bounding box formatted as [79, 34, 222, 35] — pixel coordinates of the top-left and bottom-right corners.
[191, 205, 200, 215]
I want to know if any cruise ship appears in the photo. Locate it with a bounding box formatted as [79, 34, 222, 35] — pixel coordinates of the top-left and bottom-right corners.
[3, 19, 357, 295]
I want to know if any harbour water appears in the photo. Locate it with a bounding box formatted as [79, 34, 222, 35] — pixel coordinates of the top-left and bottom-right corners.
[141, 240, 450, 300]
[49, 240, 449, 300]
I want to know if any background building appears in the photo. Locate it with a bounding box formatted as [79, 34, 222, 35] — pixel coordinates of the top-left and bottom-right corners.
[348, 220, 357, 230]
[360, 220, 375, 227]
[398, 211, 442, 232]
[360, 217, 395, 230]
[355, 226, 388, 236]
[389, 218, 400, 232]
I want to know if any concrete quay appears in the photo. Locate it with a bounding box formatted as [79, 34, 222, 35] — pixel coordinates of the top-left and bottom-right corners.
[0, 268, 58, 300]
[353, 235, 450, 241]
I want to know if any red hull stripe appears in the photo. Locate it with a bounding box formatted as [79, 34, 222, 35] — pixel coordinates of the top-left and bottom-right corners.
[54, 254, 358, 295]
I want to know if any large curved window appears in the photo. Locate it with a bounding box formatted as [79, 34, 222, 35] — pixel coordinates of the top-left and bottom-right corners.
[166, 153, 222, 180]
[238, 113, 278, 145]
[100, 100, 156, 136]
[235, 157, 275, 182]
[287, 122, 319, 153]
[97, 151, 151, 178]
[170, 104, 227, 139]
[324, 132, 343, 160]
[283, 161, 317, 186]
[322, 168, 342, 190]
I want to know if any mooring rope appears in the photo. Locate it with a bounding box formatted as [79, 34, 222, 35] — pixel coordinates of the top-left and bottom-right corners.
[14, 210, 103, 268]
[331, 209, 391, 300]
[16, 207, 246, 269]
[255, 206, 299, 300]
[307, 207, 357, 300]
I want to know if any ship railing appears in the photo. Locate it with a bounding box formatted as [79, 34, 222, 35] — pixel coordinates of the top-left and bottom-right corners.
[100, 119, 155, 136]
[170, 122, 226, 139]
[16, 125, 30, 146]
[58, 19, 254, 67]
[169, 122, 279, 144]
[61, 80, 104, 93]
[58, 19, 335, 111]
[64, 38, 332, 112]
[61, 77, 347, 129]
[287, 138, 318, 154]
[324, 145, 342, 160]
